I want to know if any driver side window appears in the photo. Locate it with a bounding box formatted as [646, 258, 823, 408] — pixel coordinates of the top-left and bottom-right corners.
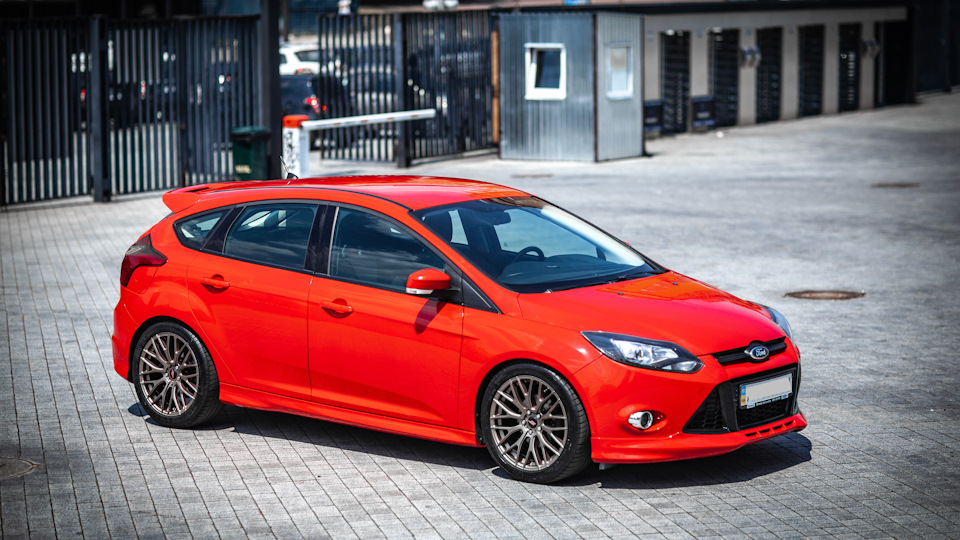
[330, 208, 444, 290]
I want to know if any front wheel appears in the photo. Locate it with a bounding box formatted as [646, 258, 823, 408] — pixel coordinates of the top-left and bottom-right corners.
[480, 363, 591, 483]
[133, 322, 222, 428]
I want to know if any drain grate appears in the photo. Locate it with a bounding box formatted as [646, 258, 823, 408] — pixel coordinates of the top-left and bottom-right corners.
[0, 457, 39, 479]
[872, 182, 919, 189]
[510, 173, 553, 179]
[784, 290, 865, 300]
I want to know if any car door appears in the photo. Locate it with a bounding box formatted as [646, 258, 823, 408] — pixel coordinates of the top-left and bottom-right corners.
[187, 202, 320, 401]
[308, 206, 464, 427]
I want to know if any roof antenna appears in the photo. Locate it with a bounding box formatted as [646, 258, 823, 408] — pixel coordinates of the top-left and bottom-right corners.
[280, 155, 298, 180]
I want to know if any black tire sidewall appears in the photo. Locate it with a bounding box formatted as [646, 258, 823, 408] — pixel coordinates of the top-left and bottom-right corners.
[480, 363, 590, 484]
[132, 321, 221, 429]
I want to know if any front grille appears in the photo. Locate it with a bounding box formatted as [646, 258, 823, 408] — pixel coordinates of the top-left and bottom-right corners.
[712, 337, 787, 365]
[683, 364, 798, 435]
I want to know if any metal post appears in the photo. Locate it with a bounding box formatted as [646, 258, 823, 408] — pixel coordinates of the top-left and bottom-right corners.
[89, 17, 109, 202]
[282, 115, 310, 179]
[259, 0, 282, 179]
[393, 14, 410, 168]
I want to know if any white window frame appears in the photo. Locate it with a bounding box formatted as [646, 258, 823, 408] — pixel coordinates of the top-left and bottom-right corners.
[605, 43, 633, 100]
[524, 43, 567, 101]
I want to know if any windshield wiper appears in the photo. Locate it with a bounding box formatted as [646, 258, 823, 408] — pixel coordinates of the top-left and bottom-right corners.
[607, 269, 664, 283]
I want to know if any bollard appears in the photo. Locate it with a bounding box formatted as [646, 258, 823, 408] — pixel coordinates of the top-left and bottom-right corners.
[282, 115, 311, 179]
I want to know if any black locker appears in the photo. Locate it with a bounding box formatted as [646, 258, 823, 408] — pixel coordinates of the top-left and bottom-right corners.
[798, 25, 825, 117]
[756, 27, 782, 123]
[711, 29, 739, 127]
[661, 31, 690, 134]
[839, 23, 861, 112]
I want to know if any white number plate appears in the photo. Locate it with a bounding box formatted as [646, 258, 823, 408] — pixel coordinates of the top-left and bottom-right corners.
[739, 373, 793, 409]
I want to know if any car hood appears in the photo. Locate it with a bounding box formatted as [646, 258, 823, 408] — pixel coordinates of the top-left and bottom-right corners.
[516, 272, 784, 356]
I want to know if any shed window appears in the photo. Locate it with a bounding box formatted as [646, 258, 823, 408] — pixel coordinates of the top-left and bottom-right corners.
[525, 44, 566, 100]
[606, 44, 633, 99]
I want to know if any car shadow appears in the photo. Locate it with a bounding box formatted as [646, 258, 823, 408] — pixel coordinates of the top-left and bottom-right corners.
[125, 401, 811, 487]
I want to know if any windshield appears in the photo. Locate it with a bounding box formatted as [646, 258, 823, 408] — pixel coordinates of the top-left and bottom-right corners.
[414, 197, 662, 293]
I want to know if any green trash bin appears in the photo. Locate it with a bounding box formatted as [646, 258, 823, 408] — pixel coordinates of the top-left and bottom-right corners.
[230, 126, 270, 181]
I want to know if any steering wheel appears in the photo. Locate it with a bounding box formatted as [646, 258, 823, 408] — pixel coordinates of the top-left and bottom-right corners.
[509, 246, 546, 266]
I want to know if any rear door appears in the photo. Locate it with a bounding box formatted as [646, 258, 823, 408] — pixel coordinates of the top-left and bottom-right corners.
[187, 202, 320, 401]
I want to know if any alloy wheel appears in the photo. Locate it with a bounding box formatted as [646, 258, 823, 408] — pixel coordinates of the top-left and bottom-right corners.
[137, 332, 200, 417]
[489, 375, 569, 471]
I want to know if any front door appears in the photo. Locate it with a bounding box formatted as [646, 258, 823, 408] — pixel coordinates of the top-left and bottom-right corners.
[308, 207, 463, 427]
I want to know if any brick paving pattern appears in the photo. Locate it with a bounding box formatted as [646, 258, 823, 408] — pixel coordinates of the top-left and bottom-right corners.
[2, 93, 959, 538]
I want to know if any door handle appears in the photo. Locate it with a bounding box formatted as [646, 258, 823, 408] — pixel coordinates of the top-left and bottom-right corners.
[201, 276, 230, 291]
[320, 299, 354, 314]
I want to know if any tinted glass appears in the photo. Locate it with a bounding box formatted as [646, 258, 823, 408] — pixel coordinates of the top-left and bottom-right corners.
[223, 204, 317, 269]
[176, 210, 227, 250]
[535, 50, 562, 89]
[415, 197, 661, 293]
[330, 208, 444, 290]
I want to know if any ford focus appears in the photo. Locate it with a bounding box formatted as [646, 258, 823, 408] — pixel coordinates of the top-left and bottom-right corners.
[113, 176, 806, 483]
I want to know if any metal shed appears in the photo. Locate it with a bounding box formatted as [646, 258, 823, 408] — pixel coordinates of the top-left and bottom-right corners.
[498, 12, 644, 162]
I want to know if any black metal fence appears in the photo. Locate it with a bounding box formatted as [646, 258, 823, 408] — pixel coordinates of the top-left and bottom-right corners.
[317, 12, 495, 165]
[710, 29, 739, 128]
[661, 31, 690, 135]
[1, 16, 260, 206]
[798, 25, 825, 117]
[756, 27, 782, 124]
[839, 23, 861, 112]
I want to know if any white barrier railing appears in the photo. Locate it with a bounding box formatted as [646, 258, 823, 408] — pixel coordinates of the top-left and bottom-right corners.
[281, 109, 437, 178]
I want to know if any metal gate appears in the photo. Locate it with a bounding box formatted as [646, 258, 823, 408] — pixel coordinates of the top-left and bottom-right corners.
[1, 16, 260, 206]
[661, 31, 690, 135]
[798, 25, 825, 117]
[710, 29, 739, 127]
[756, 27, 782, 124]
[839, 23, 861, 112]
[317, 12, 495, 164]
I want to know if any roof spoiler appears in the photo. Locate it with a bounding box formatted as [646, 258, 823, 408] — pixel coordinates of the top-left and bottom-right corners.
[162, 185, 212, 213]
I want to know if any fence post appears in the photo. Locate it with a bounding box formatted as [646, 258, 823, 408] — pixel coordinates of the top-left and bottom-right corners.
[88, 16, 109, 202]
[393, 14, 411, 168]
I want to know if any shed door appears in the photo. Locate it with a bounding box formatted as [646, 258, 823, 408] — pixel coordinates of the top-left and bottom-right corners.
[756, 27, 782, 124]
[661, 31, 689, 134]
[798, 25, 825, 117]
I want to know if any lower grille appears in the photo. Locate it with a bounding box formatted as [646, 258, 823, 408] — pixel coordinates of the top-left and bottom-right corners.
[683, 364, 799, 434]
[685, 389, 728, 433]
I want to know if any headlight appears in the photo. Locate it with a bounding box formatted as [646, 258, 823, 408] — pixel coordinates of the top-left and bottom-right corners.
[581, 332, 703, 373]
[761, 305, 793, 339]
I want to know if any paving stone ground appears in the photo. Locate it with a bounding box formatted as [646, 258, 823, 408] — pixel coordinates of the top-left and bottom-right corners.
[2, 92, 959, 539]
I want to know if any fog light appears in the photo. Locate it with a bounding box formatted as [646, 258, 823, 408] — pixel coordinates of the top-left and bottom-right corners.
[628, 411, 654, 430]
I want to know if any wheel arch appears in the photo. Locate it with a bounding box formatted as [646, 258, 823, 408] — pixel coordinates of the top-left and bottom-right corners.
[127, 316, 210, 382]
[472, 358, 592, 447]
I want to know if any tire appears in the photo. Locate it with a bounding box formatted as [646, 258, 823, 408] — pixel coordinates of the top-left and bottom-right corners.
[132, 322, 222, 428]
[480, 363, 591, 484]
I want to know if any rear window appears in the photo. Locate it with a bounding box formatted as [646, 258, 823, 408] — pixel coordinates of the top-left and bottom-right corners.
[175, 210, 227, 250]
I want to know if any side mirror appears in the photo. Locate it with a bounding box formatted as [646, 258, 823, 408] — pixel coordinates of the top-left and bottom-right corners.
[405, 268, 451, 296]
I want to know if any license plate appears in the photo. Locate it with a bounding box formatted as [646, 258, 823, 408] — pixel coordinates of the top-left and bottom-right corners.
[739, 373, 793, 409]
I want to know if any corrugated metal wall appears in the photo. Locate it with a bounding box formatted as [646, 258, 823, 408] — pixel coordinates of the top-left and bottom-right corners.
[499, 13, 594, 161]
[595, 14, 643, 161]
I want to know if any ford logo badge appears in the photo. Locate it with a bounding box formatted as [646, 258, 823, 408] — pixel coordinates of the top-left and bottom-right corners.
[746, 344, 770, 362]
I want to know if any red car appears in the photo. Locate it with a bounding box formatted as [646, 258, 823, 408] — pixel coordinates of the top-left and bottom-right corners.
[113, 176, 806, 483]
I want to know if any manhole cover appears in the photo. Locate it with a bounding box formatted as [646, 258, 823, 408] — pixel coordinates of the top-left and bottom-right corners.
[872, 182, 919, 189]
[784, 290, 866, 301]
[0, 457, 39, 479]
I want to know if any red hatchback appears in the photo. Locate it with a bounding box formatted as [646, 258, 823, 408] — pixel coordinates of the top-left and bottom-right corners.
[113, 176, 806, 483]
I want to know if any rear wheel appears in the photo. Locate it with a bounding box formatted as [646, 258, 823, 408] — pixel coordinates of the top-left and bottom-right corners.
[133, 322, 222, 428]
[481, 363, 591, 483]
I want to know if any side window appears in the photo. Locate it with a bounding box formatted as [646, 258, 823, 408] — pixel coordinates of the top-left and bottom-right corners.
[606, 44, 633, 99]
[176, 210, 227, 250]
[223, 203, 317, 269]
[330, 207, 444, 290]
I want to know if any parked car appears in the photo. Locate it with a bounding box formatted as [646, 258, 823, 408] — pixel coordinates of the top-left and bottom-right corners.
[113, 176, 806, 484]
[280, 74, 355, 148]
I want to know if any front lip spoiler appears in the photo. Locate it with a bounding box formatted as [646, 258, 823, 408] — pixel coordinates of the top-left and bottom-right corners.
[591, 411, 807, 464]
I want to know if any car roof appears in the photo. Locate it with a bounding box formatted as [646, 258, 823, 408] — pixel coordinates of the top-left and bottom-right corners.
[163, 175, 529, 214]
